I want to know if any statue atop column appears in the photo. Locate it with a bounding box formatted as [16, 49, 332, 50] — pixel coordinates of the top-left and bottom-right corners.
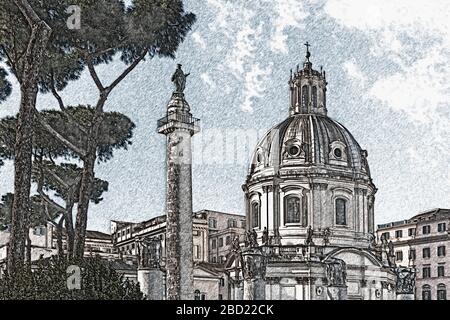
[171, 64, 190, 93]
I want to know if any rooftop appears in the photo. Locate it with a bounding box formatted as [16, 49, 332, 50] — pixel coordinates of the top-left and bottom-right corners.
[377, 208, 450, 230]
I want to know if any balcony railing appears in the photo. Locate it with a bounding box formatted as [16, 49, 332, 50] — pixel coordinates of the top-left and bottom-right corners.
[157, 113, 200, 128]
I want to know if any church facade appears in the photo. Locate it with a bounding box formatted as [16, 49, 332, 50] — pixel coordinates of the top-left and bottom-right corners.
[226, 46, 411, 300]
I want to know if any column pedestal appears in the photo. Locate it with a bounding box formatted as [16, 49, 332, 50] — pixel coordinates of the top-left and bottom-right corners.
[396, 293, 415, 300]
[138, 268, 165, 300]
[242, 248, 266, 300]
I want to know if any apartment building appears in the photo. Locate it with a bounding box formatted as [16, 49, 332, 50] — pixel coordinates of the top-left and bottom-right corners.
[377, 208, 450, 300]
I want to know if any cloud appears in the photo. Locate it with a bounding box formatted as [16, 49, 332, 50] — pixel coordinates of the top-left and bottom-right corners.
[242, 64, 273, 113]
[204, 0, 309, 113]
[369, 48, 450, 124]
[343, 61, 367, 87]
[200, 72, 216, 90]
[270, 0, 309, 53]
[324, 0, 450, 184]
[191, 32, 207, 49]
[324, 0, 450, 121]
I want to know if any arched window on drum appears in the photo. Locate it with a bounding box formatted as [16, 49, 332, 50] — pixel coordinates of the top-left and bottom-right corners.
[312, 86, 317, 109]
[302, 85, 309, 110]
[251, 201, 260, 229]
[284, 195, 308, 226]
[335, 198, 347, 226]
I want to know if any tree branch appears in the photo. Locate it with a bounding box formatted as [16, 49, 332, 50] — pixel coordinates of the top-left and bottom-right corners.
[86, 56, 105, 92]
[39, 191, 65, 213]
[49, 71, 88, 134]
[33, 109, 87, 158]
[13, 0, 49, 28]
[106, 49, 148, 93]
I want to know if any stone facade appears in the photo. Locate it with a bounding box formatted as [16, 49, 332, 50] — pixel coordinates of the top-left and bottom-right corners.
[112, 210, 243, 299]
[0, 224, 116, 276]
[377, 208, 450, 300]
[206, 210, 246, 264]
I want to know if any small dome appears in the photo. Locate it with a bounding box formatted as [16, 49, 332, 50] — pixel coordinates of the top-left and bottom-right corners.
[250, 113, 370, 176]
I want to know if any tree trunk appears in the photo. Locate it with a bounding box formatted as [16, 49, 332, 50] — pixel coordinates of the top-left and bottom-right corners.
[25, 230, 31, 269]
[64, 199, 75, 259]
[73, 109, 105, 260]
[7, 4, 52, 277]
[56, 215, 65, 256]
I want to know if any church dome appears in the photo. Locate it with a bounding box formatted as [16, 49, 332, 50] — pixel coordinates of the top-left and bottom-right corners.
[249, 113, 370, 177]
[248, 44, 370, 182]
[243, 44, 376, 250]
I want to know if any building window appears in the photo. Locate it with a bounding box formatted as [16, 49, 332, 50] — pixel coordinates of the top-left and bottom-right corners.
[209, 218, 217, 229]
[226, 236, 231, 245]
[228, 219, 237, 228]
[284, 195, 301, 224]
[395, 230, 403, 238]
[409, 249, 416, 261]
[438, 265, 445, 277]
[381, 232, 390, 240]
[201, 294, 206, 300]
[194, 290, 201, 300]
[437, 284, 447, 300]
[312, 86, 317, 109]
[438, 246, 446, 257]
[241, 221, 246, 229]
[251, 202, 260, 228]
[423, 266, 431, 278]
[422, 285, 431, 300]
[408, 228, 416, 236]
[335, 198, 347, 226]
[211, 239, 217, 249]
[212, 256, 217, 263]
[302, 85, 309, 110]
[218, 294, 223, 300]
[422, 225, 431, 235]
[219, 237, 223, 247]
[395, 251, 403, 261]
[438, 223, 446, 232]
[423, 247, 431, 259]
[220, 278, 225, 287]
[33, 226, 45, 236]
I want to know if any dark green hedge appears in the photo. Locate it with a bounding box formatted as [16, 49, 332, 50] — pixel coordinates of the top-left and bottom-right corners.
[0, 256, 144, 300]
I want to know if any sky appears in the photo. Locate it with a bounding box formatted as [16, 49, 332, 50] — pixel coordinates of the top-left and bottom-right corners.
[0, 0, 449, 232]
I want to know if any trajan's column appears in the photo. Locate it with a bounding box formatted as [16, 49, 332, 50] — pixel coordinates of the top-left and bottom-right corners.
[157, 64, 200, 300]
